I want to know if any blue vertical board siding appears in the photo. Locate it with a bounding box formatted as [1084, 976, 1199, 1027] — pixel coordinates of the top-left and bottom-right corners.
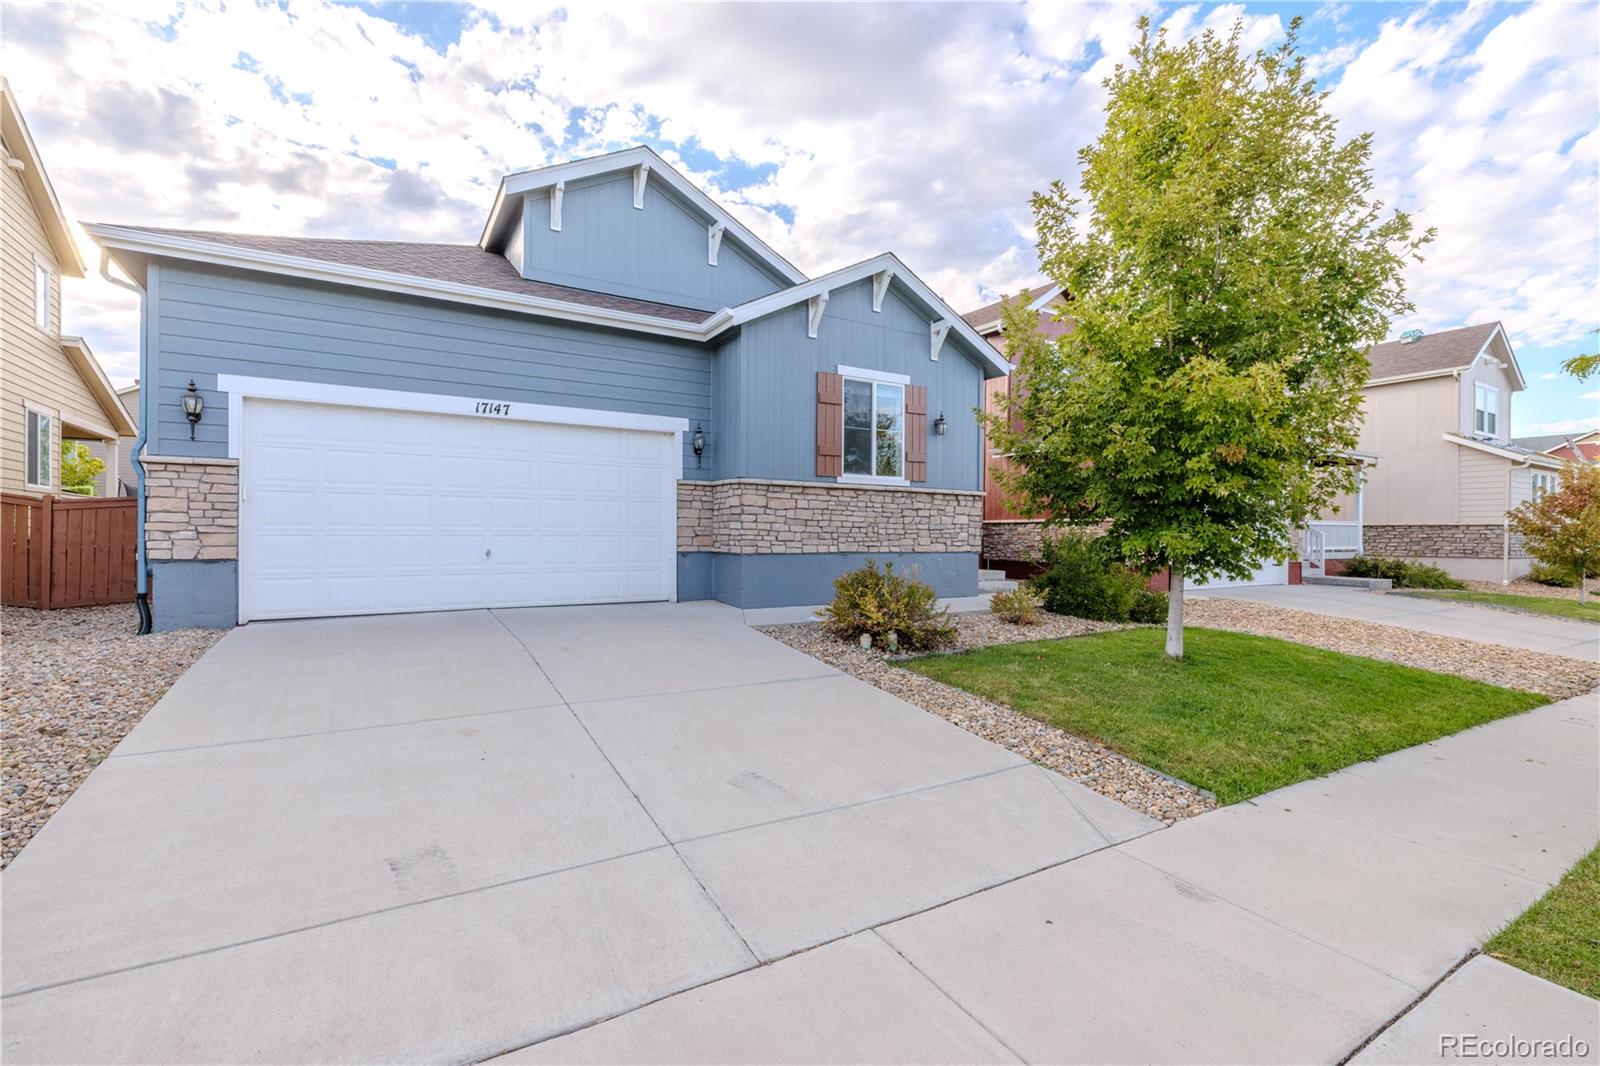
[719, 276, 984, 491]
[147, 261, 715, 477]
[522, 173, 785, 312]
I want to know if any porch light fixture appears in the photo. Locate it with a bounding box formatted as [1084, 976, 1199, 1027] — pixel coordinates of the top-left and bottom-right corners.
[933, 411, 948, 436]
[181, 380, 204, 440]
[691, 422, 706, 468]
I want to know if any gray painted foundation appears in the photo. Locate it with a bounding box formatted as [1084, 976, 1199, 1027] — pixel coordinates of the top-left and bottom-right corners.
[678, 551, 978, 609]
[151, 560, 239, 632]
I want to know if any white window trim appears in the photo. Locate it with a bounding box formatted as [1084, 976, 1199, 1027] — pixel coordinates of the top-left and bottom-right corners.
[837, 365, 910, 484]
[32, 255, 52, 333]
[215, 375, 689, 479]
[1474, 382, 1499, 436]
[23, 401, 54, 491]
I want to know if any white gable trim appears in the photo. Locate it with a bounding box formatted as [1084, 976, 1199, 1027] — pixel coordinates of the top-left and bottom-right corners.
[479, 146, 806, 286]
[1443, 432, 1561, 469]
[968, 284, 1065, 334]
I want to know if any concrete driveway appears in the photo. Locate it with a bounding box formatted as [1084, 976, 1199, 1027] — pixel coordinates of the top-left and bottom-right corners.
[1, 602, 1156, 1064]
[1193, 583, 1599, 661]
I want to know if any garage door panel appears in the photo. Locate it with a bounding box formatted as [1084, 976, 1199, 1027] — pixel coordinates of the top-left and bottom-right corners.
[241, 399, 675, 621]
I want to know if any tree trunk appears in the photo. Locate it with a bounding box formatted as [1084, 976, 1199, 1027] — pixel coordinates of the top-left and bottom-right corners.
[1580, 565, 1588, 604]
[1165, 566, 1184, 659]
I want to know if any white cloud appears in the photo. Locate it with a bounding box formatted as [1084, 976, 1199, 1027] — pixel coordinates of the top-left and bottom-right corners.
[3, 0, 1593, 399]
[1523, 417, 1600, 435]
[1581, 390, 1600, 402]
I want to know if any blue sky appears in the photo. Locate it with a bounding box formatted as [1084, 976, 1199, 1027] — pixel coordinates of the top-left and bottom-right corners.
[6, 0, 1595, 435]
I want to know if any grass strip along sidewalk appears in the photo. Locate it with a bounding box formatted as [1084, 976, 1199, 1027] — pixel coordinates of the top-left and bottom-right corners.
[905, 627, 1547, 805]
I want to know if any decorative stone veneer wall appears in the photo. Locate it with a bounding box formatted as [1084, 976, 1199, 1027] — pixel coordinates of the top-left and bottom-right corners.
[982, 520, 1049, 562]
[677, 479, 981, 555]
[143, 456, 239, 561]
[1364, 524, 1525, 560]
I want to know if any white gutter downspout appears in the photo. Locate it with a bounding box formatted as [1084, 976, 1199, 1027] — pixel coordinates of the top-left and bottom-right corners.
[1505, 454, 1532, 586]
[98, 249, 153, 634]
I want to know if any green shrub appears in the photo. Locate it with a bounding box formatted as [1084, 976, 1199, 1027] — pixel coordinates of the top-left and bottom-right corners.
[990, 586, 1044, 625]
[1028, 530, 1161, 622]
[1341, 555, 1466, 589]
[1527, 560, 1596, 586]
[819, 559, 956, 651]
[1130, 588, 1168, 624]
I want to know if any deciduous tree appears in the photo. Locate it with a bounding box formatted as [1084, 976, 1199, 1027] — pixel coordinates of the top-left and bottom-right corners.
[986, 17, 1430, 657]
[1508, 464, 1599, 603]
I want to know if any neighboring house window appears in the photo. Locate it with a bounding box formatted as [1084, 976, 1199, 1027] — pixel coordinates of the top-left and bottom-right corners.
[33, 259, 51, 332]
[1474, 383, 1498, 436]
[842, 373, 905, 480]
[25, 407, 52, 489]
[1532, 471, 1554, 500]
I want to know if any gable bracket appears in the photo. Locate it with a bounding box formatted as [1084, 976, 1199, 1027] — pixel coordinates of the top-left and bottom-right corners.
[807, 291, 830, 339]
[871, 269, 894, 313]
[633, 163, 650, 209]
[930, 320, 951, 361]
[549, 181, 565, 232]
[707, 222, 726, 266]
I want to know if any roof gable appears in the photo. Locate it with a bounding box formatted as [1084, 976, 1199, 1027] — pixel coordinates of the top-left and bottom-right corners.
[480, 146, 805, 289]
[961, 284, 1062, 334]
[1, 79, 85, 277]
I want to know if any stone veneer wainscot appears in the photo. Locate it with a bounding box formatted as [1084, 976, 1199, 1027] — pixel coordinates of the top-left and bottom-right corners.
[142, 456, 239, 561]
[677, 479, 982, 555]
[1363, 523, 1526, 561]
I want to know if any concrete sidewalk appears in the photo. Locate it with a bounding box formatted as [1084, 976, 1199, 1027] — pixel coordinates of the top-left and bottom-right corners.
[524, 692, 1600, 1064]
[1194, 584, 1599, 661]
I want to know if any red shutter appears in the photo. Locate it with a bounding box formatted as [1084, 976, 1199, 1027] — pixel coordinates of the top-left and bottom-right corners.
[905, 384, 928, 482]
[816, 371, 843, 477]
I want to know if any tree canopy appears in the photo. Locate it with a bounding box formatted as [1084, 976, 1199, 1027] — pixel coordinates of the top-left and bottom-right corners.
[986, 17, 1431, 656]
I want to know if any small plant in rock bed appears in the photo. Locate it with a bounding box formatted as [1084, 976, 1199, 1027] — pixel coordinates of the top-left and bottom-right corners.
[1528, 561, 1596, 588]
[990, 586, 1045, 625]
[818, 559, 956, 652]
[1341, 555, 1466, 590]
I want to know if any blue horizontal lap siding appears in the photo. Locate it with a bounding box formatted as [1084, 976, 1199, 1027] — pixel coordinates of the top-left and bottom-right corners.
[522, 173, 786, 312]
[722, 276, 985, 492]
[147, 262, 714, 476]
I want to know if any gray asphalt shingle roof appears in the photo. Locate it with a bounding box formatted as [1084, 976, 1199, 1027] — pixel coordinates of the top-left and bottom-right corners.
[1366, 322, 1499, 381]
[960, 284, 1056, 331]
[102, 226, 715, 324]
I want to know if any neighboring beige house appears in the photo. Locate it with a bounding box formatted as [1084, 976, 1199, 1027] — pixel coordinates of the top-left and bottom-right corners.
[1357, 322, 1560, 581]
[85, 382, 139, 495]
[1, 79, 135, 497]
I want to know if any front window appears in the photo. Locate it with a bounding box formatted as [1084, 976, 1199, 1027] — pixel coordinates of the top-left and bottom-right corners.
[34, 260, 51, 332]
[25, 408, 52, 489]
[843, 377, 904, 479]
[1474, 383, 1498, 436]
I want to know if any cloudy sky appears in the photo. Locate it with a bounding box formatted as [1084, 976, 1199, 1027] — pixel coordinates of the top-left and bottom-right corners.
[6, 0, 1596, 435]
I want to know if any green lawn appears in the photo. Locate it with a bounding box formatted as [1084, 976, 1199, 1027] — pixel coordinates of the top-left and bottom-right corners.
[1399, 589, 1600, 624]
[904, 628, 1546, 804]
[1486, 845, 1600, 999]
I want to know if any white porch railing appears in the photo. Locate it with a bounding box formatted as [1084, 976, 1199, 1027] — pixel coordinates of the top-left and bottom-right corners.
[1307, 520, 1362, 558]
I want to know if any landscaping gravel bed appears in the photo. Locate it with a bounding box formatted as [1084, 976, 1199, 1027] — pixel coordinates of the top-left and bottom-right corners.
[760, 614, 1216, 825]
[1186, 597, 1599, 699]
[1, 604, 223, 869]
[1461, 578, 1598, 603]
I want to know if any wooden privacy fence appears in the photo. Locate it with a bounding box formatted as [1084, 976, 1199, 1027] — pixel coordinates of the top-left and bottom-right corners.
[1, 494, 138, 609]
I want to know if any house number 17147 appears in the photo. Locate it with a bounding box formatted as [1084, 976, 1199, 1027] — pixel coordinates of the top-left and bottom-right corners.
[474, 401, 512, 416]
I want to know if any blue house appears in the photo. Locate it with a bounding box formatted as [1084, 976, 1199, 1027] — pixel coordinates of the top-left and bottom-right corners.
[87, 147, 1008, 629]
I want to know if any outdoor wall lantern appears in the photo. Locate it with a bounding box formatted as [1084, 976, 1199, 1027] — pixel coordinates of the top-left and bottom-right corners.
[691, 422, 706, 467]
[182, 380, 204, 440]
[933, 411, 948, 436]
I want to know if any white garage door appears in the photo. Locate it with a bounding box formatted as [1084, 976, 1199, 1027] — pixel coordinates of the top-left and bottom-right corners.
[1190, 559, 1289, 590]
[240, 399, 677, 621]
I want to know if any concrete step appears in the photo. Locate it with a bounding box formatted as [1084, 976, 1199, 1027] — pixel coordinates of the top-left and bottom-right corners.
[1303, 575, 1393, 591]
[978, 578, 1020, 594]
[977, 568, 1008, 582]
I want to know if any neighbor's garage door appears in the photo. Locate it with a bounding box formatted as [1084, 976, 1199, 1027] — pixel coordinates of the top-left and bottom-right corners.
[239, 399, 676, 621]
[1190, 559, 1289, 590]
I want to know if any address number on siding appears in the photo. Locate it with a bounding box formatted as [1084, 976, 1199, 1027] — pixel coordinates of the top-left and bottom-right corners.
[473, 401, 513, 416]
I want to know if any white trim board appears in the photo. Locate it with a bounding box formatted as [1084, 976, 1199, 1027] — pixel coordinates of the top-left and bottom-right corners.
[837, 364, 911, 385]
[215, 374, 690, 474]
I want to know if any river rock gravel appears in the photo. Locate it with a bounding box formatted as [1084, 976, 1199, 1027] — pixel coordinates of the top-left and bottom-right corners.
[1, 604, 223, 869]
[760, 614, 1216, 825]
[1185, 596, 1598, 699]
